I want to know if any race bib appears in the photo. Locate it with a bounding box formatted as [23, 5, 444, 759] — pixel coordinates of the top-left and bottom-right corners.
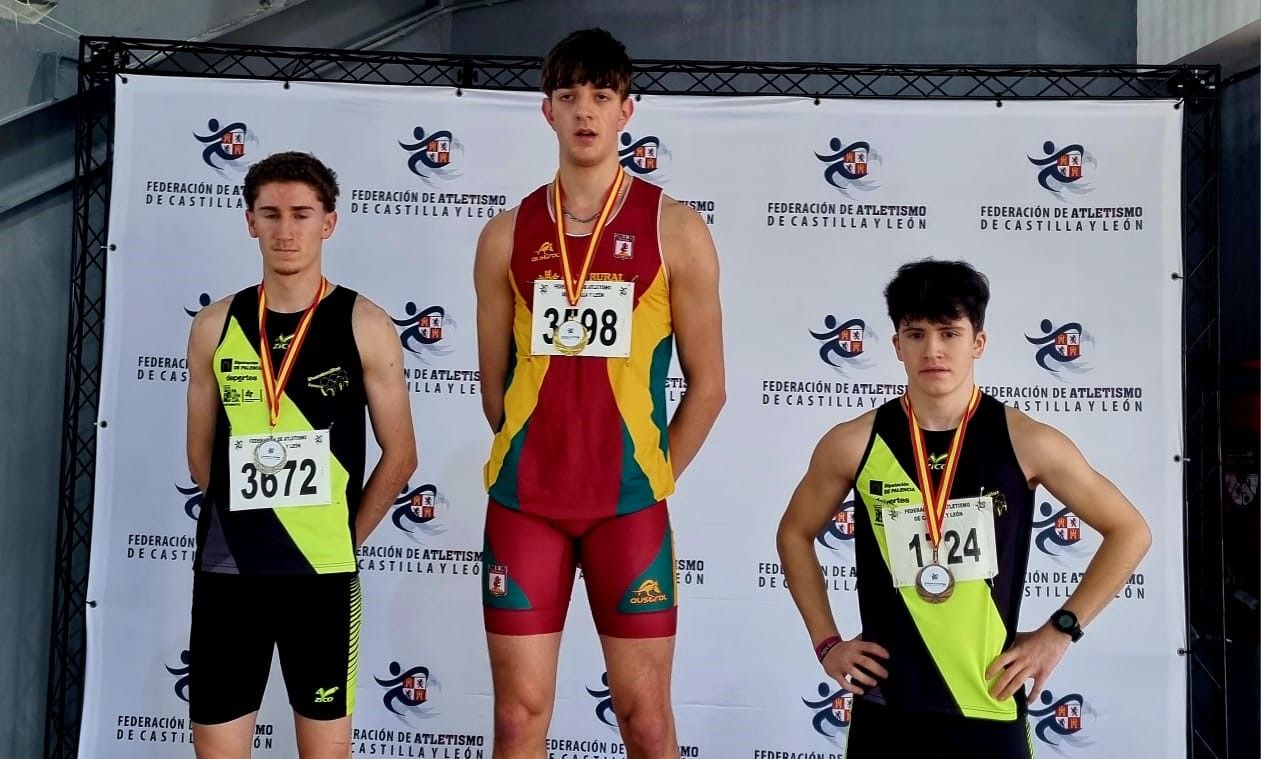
[531, 279, 633, 358]
[228, 430, 332, 511]
[882, 496, 999, 588]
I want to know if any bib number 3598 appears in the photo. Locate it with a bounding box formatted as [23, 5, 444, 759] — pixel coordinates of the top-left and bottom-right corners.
[531, 280, 633, 358]
[228, 431, 332, 511]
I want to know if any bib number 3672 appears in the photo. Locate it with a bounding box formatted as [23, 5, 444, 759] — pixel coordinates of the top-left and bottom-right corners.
[228, 431, 332, 511]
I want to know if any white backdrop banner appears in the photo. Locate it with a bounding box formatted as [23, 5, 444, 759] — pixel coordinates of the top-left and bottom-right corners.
[82, 75, 1185, 758]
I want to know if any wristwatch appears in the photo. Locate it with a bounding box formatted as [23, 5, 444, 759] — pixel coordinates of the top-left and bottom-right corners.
[1049, 608, 1084, 642]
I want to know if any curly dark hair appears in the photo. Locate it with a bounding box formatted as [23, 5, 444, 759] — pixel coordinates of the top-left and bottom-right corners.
[243, 151, 340, 211]
[884, 258, 990, 332]
[541, 28, 632, 99]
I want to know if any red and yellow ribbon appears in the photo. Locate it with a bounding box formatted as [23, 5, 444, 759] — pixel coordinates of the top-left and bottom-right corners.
[903, 386, 982, 554]
[257, 278, 327, 428]
[553, 168, 625, 307]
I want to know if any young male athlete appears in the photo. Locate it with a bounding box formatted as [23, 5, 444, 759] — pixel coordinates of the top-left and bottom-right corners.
[473, 28, 726, 759]
[777, 259, 1151, 758]
[185, 151, 416, 758]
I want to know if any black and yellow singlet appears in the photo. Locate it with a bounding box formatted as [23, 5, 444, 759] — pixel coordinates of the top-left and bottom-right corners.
[195, 285, 366, 575]
[852, 394, 1035, 719]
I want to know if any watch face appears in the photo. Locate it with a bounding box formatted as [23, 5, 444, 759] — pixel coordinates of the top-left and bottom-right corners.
[1055, 611, 1075, 629]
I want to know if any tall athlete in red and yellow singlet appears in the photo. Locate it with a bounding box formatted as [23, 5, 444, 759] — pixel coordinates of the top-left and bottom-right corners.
[474, 29, 726, 759]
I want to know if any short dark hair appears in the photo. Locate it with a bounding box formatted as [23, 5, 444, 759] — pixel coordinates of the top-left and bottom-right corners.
[541, 28, 632, 99]
[244, 151, 339, 211]
[884, 259, 990, 332]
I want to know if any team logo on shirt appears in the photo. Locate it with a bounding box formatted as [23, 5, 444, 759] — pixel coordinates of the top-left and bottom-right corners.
[487, 564, 508, 597]
[376, 662, 441, 716]
[613, 232, 634, 260]
[399, 126, 462, 184]
[165, 650, 191, 703]
[811, 316, 877, 375]
[619, 132, 669, 178]
[817, 499, 857, 548]
[392, 303, 455, 361]
[1026, 319, 1094, 378]
[390, 482, 448, 538]
[816, 138, 881, 196]
[1032, 499, 1092, 559]
[802, 682, 852, 740]
[1028, 141, 1095, 197]
[307, 366, 350, 397]
[193, 118, 255, 175]
[176, 479, 202, 521]
[586, 672, 618, 728]
[1028, 690, 1096, 753]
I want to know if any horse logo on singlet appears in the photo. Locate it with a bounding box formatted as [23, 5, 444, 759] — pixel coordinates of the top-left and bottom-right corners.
[628, 579, 668, 605]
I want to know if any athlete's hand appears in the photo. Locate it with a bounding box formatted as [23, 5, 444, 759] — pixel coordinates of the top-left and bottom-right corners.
[986, 623, 1071, 703]
[821, 634, 890, 695]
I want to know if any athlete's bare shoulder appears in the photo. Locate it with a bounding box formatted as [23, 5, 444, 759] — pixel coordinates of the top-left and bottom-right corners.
[816, 409, 878, 478]
[188, 295, 233, 352]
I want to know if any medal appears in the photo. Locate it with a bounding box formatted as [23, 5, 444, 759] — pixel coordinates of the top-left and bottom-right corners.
[252, 436, 287, 474]
[915, 562, 955, 603]
[904, 386, 981, 603]
[553, 318, 590, 355]
[550, 168, 625, 356]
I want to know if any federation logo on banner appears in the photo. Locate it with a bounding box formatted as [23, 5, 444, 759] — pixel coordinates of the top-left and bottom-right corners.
[815, 138, 881, 196]
[817, 499, 858, 550]
[184, 292, 213, 317]
[619, 132, 670, 179]
[399, 126, 463, 184]
[585, 672, 618, 728]
[1025, 319, 1094, 378]
[1028, 690, 1097, 754]
[375, 662, 441, 718]
[391, 303, 455, 361]
[1031, 499, 1092, 561]
[390, 481, 449, 539]
[1027, 141, 1096, 198]
[802, 682, 852, 742]
[810, 316, 877, 376]
[193, 118, 257, 177]
[165, 650, 191, 703]
[176, 479, 203, 521]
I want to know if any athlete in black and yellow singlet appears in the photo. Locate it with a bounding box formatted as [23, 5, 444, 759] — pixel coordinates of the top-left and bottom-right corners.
[185, 152, 415, 756]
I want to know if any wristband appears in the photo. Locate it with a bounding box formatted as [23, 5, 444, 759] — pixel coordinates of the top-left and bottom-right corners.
[814, 635, 843, 662]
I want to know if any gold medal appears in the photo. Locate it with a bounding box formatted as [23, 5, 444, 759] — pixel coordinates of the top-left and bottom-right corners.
[552, 318, 590, 355]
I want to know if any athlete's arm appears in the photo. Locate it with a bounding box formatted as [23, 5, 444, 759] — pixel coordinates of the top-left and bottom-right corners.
[659, 199, 725, 478]
[776, 412, 889, 694]
[353, 296, 418, 547]
[185, 298, 230, 493]
[986, 407, 1151, 701]
[474, 208, 517, 430]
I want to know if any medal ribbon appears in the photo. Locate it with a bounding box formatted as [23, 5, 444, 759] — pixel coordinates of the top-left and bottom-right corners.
[903, 386, 982, 557]
[258, 277, 327, 428]
[553, 168, 625, 307]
